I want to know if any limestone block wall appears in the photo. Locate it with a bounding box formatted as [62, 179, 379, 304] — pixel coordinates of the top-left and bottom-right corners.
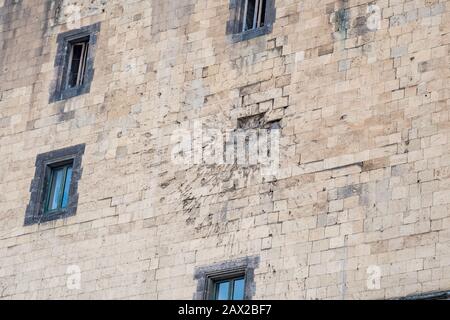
[0, 0, 449, 299]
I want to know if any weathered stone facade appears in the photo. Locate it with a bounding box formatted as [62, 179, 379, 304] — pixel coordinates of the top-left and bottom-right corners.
[0, 0, 449, 299]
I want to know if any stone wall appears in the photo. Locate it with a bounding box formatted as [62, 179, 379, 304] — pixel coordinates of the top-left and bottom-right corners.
[0, 0, 449, 299]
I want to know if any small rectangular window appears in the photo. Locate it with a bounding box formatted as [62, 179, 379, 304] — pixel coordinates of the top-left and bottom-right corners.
[50, 23, 100, 103]
[241, 0, 267, 32]
[226, 0, 275, 42]
[25, 144, 85, 226]
[44, 162, 73, 213]
[214, 277, 246, 300]
[67, 40, 89, 89]
[206, 271, 247, 300]
[193, 257, 258, 300]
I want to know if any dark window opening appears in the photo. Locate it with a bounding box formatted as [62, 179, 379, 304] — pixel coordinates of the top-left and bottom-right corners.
[50, 23, 100, 103]
[241, 0, 267, 32]
[67, 39, 89, 89]
[226, 0, 274, 42]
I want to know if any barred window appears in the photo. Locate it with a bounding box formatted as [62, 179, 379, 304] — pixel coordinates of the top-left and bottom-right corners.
[227, 0, 275, 42]
[241, 0, 267, 33]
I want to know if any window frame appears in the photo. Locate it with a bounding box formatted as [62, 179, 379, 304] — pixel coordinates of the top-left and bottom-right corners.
[227, 0, 276, 43]
[50, 23, 100, 103]
[24, 144, 85, 226]
[241, 0, 266, 33]
[193, 256, 259, 300]
[66, 39, 89, 89]
[43, 161, 73, 214]
[210, 272, 246, 300]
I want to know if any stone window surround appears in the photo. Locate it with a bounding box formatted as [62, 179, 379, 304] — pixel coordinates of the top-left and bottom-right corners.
[227, 0, 276, 42]
[193, 256, 259, 300]
[398, 290, 450, 300]
[24, 144, 85, 226]
[50, 22, 100, 103]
